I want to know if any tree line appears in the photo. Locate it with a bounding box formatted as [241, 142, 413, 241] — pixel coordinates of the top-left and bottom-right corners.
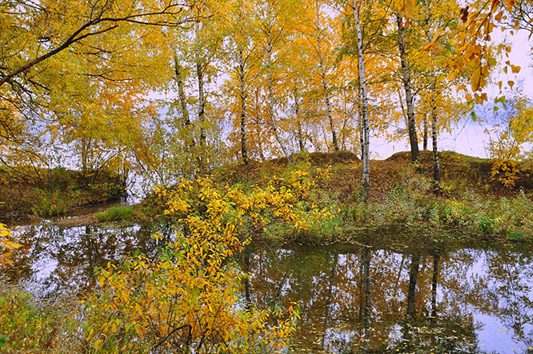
[1, 0, 531, 196]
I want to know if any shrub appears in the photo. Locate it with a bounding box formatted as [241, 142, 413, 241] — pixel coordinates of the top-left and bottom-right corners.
[0, 224, 21, 266]
[31, 188, 67, 216]
[82, 175, 332, 352]
[0, 284, 80, 353]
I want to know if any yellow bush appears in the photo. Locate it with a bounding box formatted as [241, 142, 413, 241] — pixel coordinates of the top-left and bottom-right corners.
[83, 174, 331, 353]
[0, 223, 21, 266]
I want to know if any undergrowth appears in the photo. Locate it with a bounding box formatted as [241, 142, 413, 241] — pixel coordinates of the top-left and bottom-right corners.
[0, 282, 81, 353]
[342, 165, 533, 242]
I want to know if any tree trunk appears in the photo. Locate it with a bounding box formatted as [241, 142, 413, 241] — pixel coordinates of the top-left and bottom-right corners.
[293, 89, 305, 152]
[313, 1, 339, 152]
[423, 0, 441, 193]
[173, 55, 198, 164]
[354, 4, 370, 202]
[431, 84, 441, 194]
[357, 91, 364, 159]
[195, 21, 206, 172]
[423, 114, 428, 150]
[396, 14, 420, 167]
[238, 49, 249, 165]
[81, 136, 89, 176]
[196, 63, 205, 145]
[323, 78, 339, 151]
[173, 56, 192, 127]
[266, 28, 292, 163]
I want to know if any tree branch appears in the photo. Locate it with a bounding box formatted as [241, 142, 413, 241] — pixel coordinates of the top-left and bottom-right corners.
[0, 3, 196, 88]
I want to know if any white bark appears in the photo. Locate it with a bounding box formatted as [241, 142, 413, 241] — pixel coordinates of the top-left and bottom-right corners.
[353, 3, 370, 202]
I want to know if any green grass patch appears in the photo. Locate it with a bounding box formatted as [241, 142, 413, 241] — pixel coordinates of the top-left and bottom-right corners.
[97, 206, 133, 222]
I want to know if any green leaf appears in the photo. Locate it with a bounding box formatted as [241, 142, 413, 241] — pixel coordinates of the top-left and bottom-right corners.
[0, 334, 10, 347]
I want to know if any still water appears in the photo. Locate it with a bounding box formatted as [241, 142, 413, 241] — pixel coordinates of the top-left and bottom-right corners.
[4, 222, 533, 353]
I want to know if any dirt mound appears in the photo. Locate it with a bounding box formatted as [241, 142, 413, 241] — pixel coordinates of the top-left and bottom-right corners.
[267, 151, 360, 167]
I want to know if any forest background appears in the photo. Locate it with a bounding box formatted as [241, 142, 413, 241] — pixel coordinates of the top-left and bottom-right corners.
[1, 0, 532, 199]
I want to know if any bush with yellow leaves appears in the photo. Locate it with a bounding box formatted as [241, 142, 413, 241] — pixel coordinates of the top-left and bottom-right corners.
[487, 130, 522, 189]
[83, 174, 332, 353]
[0, 223, 21, 266]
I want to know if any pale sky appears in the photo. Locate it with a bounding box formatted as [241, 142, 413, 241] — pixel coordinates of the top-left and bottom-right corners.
[490, 28, 533, 98]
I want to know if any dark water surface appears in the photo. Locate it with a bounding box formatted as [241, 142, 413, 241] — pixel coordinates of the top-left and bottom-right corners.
[4, 222, 533, 353]
[240, 241, 533, 354]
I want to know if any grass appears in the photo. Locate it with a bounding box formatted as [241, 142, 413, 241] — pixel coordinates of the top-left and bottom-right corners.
[96, 206, 134, 222]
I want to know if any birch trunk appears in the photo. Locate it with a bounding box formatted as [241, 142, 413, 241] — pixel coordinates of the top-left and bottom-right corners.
[396, 14, 421, 166]
[195, 21, 206, 172]
[323, 79, 339, 151]
[266, 27, 292, 162]
[431, 85, 441, 194]
[354, 4, 370, 202]
[173, 56, 191, 127]
[293, 89, 305, 152]
[238, 49, 248, 165]
[424, 1, 442, 194]
[423, 114, 428, 150]
[313, 3, 339, 152]
[196, 62, 206, 147]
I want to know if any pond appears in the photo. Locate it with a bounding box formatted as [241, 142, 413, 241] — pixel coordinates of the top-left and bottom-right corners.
[3, 221, 533, 353]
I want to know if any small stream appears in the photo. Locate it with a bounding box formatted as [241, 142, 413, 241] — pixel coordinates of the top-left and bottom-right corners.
[3, 219, 533, 353]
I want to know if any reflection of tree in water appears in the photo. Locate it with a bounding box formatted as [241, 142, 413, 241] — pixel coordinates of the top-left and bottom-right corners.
[239, 244, 341, 351]
[458, 248, 533, 349]
[241, 240, 490, 353]
[8, 223, 530, 352]
[4, 223, 154, 297]
[434, 247, 533, 351]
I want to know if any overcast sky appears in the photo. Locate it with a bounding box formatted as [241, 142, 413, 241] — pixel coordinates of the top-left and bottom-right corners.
[490, 28, 533, 98]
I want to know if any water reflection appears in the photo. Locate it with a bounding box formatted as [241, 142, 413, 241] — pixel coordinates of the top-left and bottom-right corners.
[3, 223, 533, 354]
[241, 241, 533, 354]
[4, 222, 154, 297]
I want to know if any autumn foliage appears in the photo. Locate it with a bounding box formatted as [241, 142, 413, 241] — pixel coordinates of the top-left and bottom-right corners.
[0, 224, 21, 266]
[81, 173, 332, 352]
